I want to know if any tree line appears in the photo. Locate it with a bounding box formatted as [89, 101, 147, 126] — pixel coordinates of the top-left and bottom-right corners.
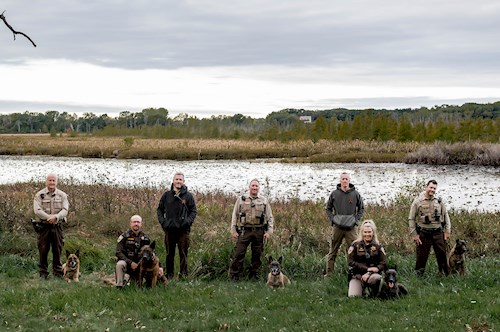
[1, 102, 499, 143]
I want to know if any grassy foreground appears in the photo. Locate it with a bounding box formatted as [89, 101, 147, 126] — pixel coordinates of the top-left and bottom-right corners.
[0, 182, 498, 331]
[0, 255, 497, 332]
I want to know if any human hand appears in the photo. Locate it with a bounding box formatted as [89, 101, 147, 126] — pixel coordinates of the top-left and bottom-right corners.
[362, 272, 371, 282]
[413, 234, 422, 246]
[131, 262, 138, 270]
[158, 267, 164, 277]
[231, 232, 239, 240]
[444, 231, 450, 241]
[367, 267, 379, 273]
[263, 233, 270, 241]
[47, 215, 58, 224]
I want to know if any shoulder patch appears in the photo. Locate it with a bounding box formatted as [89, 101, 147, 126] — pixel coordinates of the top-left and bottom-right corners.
[117, 235, 124, 243]
[348, 246, 354, 255]
[380, 247, 386, 255]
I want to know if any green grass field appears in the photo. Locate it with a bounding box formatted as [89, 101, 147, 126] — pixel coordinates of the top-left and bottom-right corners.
[0, 182, 498, 331]
[0, 254, 497, 332]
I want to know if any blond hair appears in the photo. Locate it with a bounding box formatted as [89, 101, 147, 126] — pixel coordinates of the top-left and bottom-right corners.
[355, 219, 379, 244]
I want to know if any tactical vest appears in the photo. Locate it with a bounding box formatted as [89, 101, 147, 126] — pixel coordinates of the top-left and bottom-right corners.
[237, 196, 267, 227]
[123, 232, 150, 261]
[40, 192, 65, 215]
[416, 197, 442, 228]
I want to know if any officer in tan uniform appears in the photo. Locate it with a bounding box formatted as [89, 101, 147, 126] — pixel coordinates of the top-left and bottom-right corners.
[409, 179, 451, 276]
[33, 173, 69, 279]
[229, 179, 274, 281]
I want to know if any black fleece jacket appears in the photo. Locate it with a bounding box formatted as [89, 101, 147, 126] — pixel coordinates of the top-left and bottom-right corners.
[157, 184, 197, 231]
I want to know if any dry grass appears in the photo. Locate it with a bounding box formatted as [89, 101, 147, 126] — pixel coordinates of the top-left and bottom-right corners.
[0, 135, 423, 162]
[1, 135, 498, 164]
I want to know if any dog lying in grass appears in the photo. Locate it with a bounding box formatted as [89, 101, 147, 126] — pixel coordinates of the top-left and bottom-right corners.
[266, 256, 291, 288]
[379, 267, 408, 300]
[448, 239, 468, 275]
[138, 241, 168, 288]
[62, 250, 80, 282]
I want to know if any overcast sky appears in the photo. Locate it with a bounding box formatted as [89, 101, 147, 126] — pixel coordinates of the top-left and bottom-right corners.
[1, 1, 499, 119]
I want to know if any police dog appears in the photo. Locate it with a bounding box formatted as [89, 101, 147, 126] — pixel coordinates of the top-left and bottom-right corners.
[266, 256, 290, 288]
[137, 241, 168, 288]
[379, 267, 408, 300]
[62, 250, 80, 282]
[448, 239, 468, 275]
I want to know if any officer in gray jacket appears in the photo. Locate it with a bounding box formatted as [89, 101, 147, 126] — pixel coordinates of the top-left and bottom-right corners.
[325, 172, 364, 278]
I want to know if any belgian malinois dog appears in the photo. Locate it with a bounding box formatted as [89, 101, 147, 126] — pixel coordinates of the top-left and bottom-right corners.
[448, 239, 468, 275]
[138, 241, 168, 288]
[266, 256, 291, 288]
[379, 267, 408, 300]
[62, 250, 80, 282]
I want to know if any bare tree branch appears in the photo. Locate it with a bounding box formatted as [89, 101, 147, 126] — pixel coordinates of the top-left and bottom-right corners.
[1, 10, 37, 47]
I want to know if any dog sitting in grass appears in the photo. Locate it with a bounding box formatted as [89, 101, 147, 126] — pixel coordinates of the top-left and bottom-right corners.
[379, 267, 408, 300]
[62, 250, 80, 282]
[448, 239, 468, 275]
[138, 241, 168, 288]
[266, 256, 290, 288]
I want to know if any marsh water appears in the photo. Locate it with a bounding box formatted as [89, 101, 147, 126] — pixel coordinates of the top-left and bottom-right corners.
[1, 155, 499, 212]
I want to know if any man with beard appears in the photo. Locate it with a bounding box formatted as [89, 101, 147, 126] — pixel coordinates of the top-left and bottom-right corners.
[157, 172, 197, 279]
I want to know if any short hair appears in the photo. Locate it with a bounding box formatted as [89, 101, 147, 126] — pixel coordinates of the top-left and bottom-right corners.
[249, 178, 260, 185]
[340, 172, 350, 179]
[427, 180, 438, 186]
[46, 173, 58, 181]
[130, 215, 142, 223]
[173, 172, 185, 180]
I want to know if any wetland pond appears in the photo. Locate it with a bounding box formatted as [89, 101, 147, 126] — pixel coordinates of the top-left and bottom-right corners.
[1, 155, 498, 212]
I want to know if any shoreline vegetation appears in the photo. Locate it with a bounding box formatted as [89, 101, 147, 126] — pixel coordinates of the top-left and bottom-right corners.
[0, 135, 499, 165]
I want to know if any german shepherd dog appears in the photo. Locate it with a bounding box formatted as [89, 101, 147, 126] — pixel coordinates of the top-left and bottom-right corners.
[379, 267, 408, 300]
[138, 241, 168, 288]
[448, 239, 468, 275]
[266, 256, 291, 288]
[62, 250, 80, 282]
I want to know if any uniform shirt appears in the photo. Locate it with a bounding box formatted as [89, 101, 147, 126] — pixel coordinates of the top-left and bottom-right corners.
[115, 230, 151, 266]
[348, 240, 386, 275]
[408, 191, 451, 236]
[33, 188, 69, 223]
[230, 194, 274, 235]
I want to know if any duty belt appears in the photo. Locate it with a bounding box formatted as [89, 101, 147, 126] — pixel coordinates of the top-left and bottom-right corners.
[419, 227, 441, 234]
[242, 226, 264, 232]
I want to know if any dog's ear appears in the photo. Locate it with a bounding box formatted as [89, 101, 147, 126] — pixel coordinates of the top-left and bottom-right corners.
[278, 256, 283, 264]
[268, 256, 273, 264]
[456, 239, 460, 245]
[75, 249, 80, 258]
[150, 241, 156, 250]
[66, 250, 70, 258]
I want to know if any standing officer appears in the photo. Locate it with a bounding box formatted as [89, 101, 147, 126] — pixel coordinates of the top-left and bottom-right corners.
[325, 172, 364, 278]
[157, 172, 197, 279]
[229, 179, 274, 281]
[409, 179, 451, 276]
[115, 215, 163, 288]
[33, 173, 69, 279]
